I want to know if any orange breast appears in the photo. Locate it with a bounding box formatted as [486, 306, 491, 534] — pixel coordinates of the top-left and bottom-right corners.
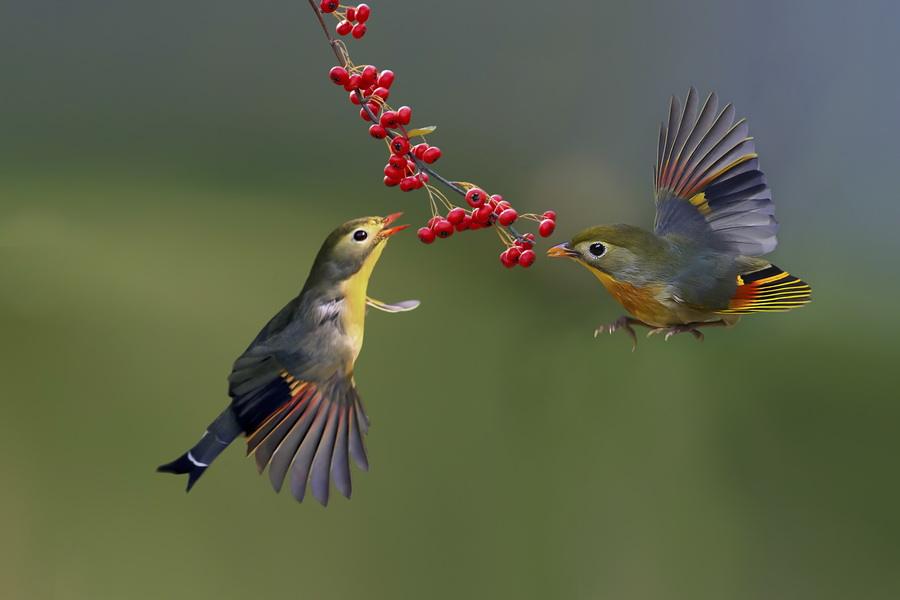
[589, 269, 674, 326]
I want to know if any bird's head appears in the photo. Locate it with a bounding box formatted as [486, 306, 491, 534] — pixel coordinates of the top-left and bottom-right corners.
[309, 213, 409, 283]
[546, 224, 664, 283]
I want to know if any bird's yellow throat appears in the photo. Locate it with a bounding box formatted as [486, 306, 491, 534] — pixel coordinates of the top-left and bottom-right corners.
[341, 241, 387, 363]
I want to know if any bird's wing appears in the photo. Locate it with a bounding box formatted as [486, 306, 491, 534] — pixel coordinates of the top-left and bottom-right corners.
[366, 296, 420, 313]
[228, 353, 369, 506]
[653, 88, 777, 256]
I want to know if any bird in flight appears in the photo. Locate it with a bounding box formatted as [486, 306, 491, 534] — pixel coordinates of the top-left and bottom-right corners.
[158, 213, 417, 504]
[548, 88, 811, 349]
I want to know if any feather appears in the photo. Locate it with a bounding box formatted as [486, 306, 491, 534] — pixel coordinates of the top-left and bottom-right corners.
[653, 90, 776, 256]
[720, 264, 811, 313]
[266, 392, 322, 491]
[331, 409, 352, 498]
[289, 402, 330, 502]
[348, 407, 369, 472]
[310, 403, 340, 505]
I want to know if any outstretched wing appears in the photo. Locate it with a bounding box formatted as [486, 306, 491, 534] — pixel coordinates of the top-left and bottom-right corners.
[654, 88, 777, 256]
[228, 355, 369, 506]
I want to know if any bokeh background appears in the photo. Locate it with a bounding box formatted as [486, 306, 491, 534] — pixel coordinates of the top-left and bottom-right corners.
[2, 1, 899, 598]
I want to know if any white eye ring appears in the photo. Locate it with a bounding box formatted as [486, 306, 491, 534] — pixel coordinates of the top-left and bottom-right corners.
[352, 229, 368, 242]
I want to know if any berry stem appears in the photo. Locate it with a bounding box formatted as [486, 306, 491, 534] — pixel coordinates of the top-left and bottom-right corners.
[305, 0, 528, 243]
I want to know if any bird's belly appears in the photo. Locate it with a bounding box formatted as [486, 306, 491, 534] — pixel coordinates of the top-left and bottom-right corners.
[599, 278, 674, 327]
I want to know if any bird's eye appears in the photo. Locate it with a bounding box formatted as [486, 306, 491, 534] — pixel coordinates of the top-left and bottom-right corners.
[352, 230, 368, 242]
[589, 242, 606, 257]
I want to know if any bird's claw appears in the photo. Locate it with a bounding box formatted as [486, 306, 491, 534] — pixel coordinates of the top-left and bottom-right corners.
[646, 325, 704, 342]
[595, 316, 638, 352]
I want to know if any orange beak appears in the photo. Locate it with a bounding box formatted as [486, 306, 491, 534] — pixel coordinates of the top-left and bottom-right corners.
[547, 242, 579, 258]
[379, 212, 409, 238]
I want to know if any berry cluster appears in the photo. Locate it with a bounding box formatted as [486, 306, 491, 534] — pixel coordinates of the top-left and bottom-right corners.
[319, 1, 371, 39]
[313, 0, 557, 269]
[416, 192, 557, 268]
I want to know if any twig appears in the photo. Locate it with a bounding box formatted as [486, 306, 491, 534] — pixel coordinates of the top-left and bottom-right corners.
[305, 0, 527, 241]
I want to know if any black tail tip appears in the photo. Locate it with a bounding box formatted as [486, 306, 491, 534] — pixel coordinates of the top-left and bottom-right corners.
[157, 453, 206, 492]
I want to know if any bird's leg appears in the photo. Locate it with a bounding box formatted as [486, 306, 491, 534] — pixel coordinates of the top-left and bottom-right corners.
[594, 315, 654, 352]
[646, 320, 730, 342]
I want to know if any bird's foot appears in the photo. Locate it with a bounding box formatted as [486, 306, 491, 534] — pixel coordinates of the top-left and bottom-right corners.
[646, 324, 704, 342]
[594, 316, 648, 352]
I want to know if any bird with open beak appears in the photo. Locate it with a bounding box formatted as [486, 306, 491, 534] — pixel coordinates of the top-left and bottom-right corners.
[548, 88, 811, 350]
[159, 213, 418, 505]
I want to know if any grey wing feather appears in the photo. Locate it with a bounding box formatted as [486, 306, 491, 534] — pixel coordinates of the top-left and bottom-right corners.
[653, 88, 777, 256]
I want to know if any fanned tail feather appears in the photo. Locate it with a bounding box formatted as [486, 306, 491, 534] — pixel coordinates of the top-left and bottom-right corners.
[720, 264, 812, 314]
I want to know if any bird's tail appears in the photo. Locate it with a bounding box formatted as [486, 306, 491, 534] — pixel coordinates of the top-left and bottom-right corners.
[719, 264, 812, 314]
[157, 408, 242, 491]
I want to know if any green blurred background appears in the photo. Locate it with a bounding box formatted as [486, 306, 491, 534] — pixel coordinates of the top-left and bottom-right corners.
[2, 1, 899, 598]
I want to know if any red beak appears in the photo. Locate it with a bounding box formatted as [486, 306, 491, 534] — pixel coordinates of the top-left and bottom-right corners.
[380, 212, 409, 237]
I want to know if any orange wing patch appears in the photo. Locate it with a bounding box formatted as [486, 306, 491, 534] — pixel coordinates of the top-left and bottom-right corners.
[720, 264, 811, 314]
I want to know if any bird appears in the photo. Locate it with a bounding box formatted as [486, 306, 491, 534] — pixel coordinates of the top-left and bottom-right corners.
[158, 213, 418, 505]
[547, 88, 811, 349]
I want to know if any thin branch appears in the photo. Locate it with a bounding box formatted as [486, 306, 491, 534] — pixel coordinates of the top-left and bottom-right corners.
[305, 0, 527, 241]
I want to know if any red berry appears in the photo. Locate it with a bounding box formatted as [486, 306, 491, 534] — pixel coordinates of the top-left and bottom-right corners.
[329, 66, 349, 85]
[498, 208, 518, 226]
[349, 91, 361, 105]
[360, 65, 378, 87]
[372, 87, 390, 101]
[494, 200, 511, 214]
[399, 177, 417, 192]
[447, 207, 467, 224]
[473, 205, 493, 223]
[336, 20, 353, 36]
[465, 187, 488, 208]
[542, 210, 557, 221]
[343, 74, 360, 91]
[389, 154, 406, 168]
[346, 7, 357, 21]
[506, 246, 522, 263]
[500, 250, 516, 268]
[469, 220, 484, 230]
[412, 143, 429, 159]
[360, 107, 373, 121]
[489, 194, 503, 207]
[518, 249, 536, 267]
[390, 136, 410, 155]
[433, 219, 454, 238]
[417, 226, 436, 244]
[384, 176, 400, 187]
[351, 23, 367, 39]
[538, 219, 556, 237]
[356, 3, 371, 23]
[377, 70, 395, 88]
[369, 124, 387, 139]
[384, 164, 403, 180]
[423, 146, 442, 164]
[426, 216, 441, 228]
[456, 216, 472, 232]
[397, 105, 412, 125]
[320, 0, 339, 13]
[379, 110, 399, 129]
[406, 159, 417, 173]
[418, 172, 429, 184]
